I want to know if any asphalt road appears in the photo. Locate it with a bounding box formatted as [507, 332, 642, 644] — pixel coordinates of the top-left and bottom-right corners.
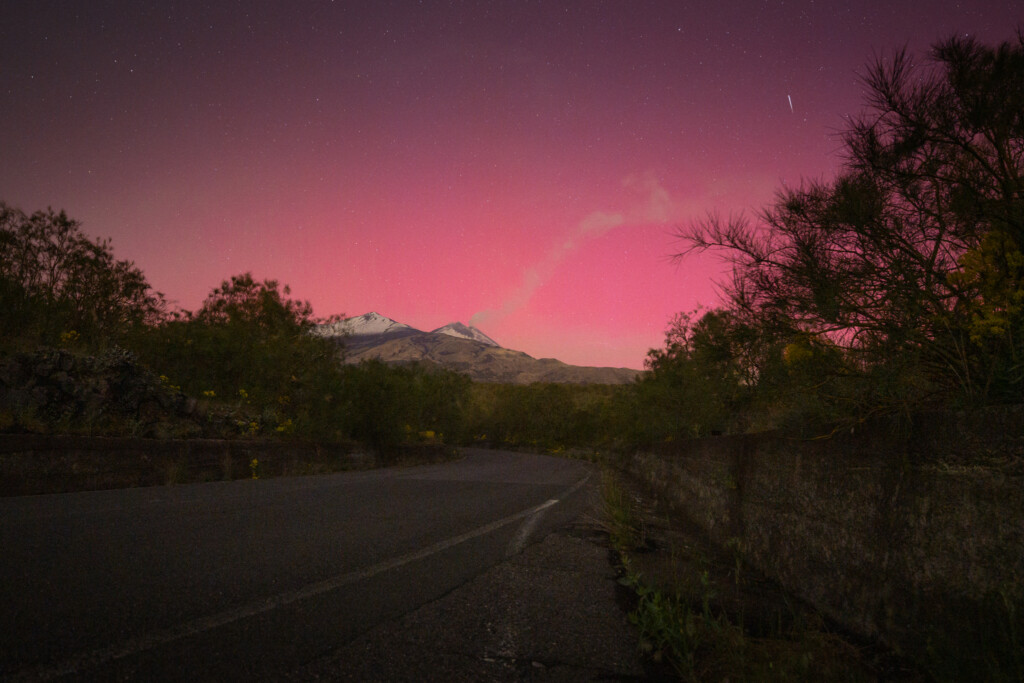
[0, 448, 640, 681]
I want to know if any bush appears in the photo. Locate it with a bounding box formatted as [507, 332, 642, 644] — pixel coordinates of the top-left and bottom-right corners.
[337, 360, 470, 452]
[465, 381, 627, 451]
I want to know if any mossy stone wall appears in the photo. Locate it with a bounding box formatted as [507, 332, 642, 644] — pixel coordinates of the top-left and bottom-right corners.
[622, 406, 1024, 663]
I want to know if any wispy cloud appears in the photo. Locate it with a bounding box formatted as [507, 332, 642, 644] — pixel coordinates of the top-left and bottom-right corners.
[470, 173, 677, 327]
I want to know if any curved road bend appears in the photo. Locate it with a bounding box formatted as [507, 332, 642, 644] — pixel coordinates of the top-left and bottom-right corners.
[0, 448, 613, 680]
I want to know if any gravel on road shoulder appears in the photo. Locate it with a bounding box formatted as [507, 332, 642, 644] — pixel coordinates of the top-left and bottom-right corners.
[288, 502, 646, 682]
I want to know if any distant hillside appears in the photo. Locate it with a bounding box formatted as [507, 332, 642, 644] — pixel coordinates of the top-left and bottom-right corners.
[316, 313, 640, 385]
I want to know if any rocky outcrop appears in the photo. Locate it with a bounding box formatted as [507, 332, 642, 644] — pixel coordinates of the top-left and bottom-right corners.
[0, 347, 200, 438]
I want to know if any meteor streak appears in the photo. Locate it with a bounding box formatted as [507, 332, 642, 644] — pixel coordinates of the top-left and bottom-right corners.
[787, 94, 794, 113]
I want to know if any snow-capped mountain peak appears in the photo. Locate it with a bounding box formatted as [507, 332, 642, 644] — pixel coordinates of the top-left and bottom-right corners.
[314, 312, 415, 338]
[314, 313, 499, 347]
[431, 321, 500, 347]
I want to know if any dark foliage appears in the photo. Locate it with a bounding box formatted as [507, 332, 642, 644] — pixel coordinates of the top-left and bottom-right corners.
[0, 202, 164, 352]
[676, 34, 1024, 414]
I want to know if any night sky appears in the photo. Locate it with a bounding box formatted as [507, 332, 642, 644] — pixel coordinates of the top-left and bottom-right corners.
[2, 1, 1020, 369]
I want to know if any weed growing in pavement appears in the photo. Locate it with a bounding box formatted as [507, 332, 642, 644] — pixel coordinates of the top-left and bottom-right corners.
[164, 458, 188, 485]
[724, 536, 745, 587]
[602, 468, 723, 678]
[600, 469, 646, 551]
[601, 468, 879, 682]
[618, 555, 734, 680]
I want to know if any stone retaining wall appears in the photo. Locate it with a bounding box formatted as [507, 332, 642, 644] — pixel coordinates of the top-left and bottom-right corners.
[0, 434, 454, 496]
[620, 406, 1024, 664]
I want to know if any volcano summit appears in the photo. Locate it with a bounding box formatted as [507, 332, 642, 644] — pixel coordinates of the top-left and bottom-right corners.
[314, 314, 638, 384]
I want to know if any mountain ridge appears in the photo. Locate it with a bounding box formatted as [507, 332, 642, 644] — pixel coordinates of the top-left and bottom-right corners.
[315, 313, 639, 385]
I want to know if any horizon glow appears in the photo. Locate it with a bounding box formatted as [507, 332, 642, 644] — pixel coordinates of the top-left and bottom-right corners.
[2, 1, 1019, 369]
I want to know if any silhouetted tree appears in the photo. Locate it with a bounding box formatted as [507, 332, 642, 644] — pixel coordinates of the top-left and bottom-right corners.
[677, 33, 1024, 405]
[194, 273, 315, 331]
[0, 202, 163, 350]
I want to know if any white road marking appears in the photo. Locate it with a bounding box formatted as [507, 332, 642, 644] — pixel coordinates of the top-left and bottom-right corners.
[15, 473, 592, 681]
[506, 503, 550, 556]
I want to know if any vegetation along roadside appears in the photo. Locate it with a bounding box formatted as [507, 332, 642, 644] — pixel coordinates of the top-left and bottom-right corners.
[0, 29, 1022, 678]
